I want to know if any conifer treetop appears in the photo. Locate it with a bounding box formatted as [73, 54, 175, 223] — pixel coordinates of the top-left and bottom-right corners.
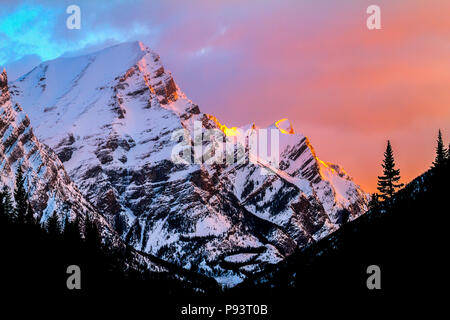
[377, 140, 404, 200]
[433, 129, 447, 168]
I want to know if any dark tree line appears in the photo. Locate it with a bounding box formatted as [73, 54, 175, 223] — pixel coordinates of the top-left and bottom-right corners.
[0, 165, 197, 298]
[2, 129, 448, 306]
[370, 128, 449, 210]
[231, 129, 450, 304]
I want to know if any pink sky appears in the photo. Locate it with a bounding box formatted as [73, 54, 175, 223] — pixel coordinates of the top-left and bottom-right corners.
[3, 0, 449, 193]
[151, 0, 450, 193]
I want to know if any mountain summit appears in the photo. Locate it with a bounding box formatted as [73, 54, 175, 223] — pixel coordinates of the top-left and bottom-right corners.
[10, 41, 369, 286]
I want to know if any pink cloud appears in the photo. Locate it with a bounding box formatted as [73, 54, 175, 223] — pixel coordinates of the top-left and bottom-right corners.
[148, 1, 450, 192]
[8, 0, 446, 193]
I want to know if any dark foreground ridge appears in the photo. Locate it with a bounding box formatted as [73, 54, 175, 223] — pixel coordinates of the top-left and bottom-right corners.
[229, 159, 450, 303]
[2, 154, 448, 315]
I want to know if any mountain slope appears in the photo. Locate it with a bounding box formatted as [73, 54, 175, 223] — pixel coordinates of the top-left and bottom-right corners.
[233, 161, 450, 299]
[1, 69, 222, 290]
[1, 68, 102, 226]
[11, 41, 369, 286]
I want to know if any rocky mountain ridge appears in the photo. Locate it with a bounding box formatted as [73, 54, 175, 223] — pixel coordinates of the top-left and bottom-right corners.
[1, 68, 170, 277]
[10, 41, 369, 286]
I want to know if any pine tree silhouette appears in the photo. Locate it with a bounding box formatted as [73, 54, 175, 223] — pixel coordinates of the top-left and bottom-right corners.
[25, 201, 35, 225]
[84, 214, 102, 252]
[63, 214, 83, 252]
[1, 185, 13, 218]
[432, 129, 447, 168]
[46, 212, 61, 237]
[0, 187, 7, 225]
[14, 166, 28, 224]
[368, 193, 380, 212]
[0, 182, 199, 295]
[377, 140, 404, 201]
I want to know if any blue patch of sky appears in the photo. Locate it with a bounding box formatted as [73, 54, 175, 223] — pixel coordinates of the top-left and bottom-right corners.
[0, 2, 152, 66]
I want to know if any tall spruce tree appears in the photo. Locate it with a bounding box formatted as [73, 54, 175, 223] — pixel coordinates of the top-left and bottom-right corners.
[84, 214, 102, 249]
[25, 202, 35, 225]
[2, 185, 13, 217]
[63, 214, 81, 244]
[46, 213, 60, 236]
[377, 140, 404, 201]
[0, 187, 7, 225]
[432, 129, 447, 168]
[14, 166, 28, 224]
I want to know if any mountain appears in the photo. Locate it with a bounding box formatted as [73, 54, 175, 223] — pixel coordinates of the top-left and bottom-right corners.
[1, 68, 104, 228]
[1, 67, 187, 282]
[10, 41, 369, 286]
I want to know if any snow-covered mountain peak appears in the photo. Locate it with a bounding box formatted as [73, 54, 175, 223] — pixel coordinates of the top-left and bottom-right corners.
[10, 42, 369, 287]
[17, 40, 149, 85]
[12, 41, 179, 135]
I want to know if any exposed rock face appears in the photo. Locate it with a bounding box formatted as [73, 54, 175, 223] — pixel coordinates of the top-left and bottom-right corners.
[1, 69, 98, 226]
[1, 68, 170, 275]
[0, 69, 8, 96]
[11, 41, 369, 287]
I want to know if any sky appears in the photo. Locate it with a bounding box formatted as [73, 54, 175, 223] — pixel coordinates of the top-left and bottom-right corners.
[1, 0, 449, 193]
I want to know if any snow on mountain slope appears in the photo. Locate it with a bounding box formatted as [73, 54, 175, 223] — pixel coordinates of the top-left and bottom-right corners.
[1, 68, 111, 233]
[10, 41, 369, 287]
[0, 68, 179, 277]
[208, 117, 369, 248]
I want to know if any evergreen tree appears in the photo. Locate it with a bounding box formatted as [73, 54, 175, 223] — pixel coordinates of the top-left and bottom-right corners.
[2, 185, 14, 217]
[0, 187, 7, 225]
[368, 193, 380, 212]
[84, 214, 102, 250]
[46, 213, 60, 236]
[447, 143, 450, 161]
[84, 214, 104, 282]
[432, 129, 447, 168]
[62, 214, 70, 237]
[14, 166, 28, 224]
[61, 202, 71, 235]
[377, 140, 404, 201]
[25, 201, 35, 225]
[63, 214, 81, 244]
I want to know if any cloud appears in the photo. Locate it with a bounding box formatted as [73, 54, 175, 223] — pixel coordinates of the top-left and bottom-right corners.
[146, 0, 450, 192]
[0, 0, 155, 66]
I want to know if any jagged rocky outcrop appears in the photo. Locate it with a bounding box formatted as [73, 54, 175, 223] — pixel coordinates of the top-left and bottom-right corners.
[1, 68, 128, 245]
[1, 68, 177, 277]
[11, 42, 369, 287]
[1, 69, 91, 221]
